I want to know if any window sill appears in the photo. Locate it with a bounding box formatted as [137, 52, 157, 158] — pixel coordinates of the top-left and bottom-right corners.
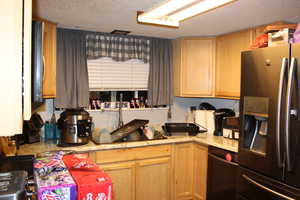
[86, 107, 169, 112]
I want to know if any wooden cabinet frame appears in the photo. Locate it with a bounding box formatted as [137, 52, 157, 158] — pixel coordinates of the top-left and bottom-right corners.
[90, 143, 208, 200]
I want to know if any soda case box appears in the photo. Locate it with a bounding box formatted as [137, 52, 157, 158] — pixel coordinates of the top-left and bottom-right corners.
[34, 151, 77, 200]
[62, 154, 113, 200]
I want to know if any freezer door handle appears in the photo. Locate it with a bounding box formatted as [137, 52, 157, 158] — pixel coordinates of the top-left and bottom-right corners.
[242, 174, 296, 200]
[276, 57, 288, 168]
[285, 57, 297, 172]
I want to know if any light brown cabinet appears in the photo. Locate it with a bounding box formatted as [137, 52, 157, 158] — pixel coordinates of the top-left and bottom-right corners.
[42, 21, 57, 98]
[215, 29, 253, 98]
[173, 143, 208, 200]
[91, 143, 208, 200]
[193, 144, 208, 200]
[92, 145, 172, 200]
[173, 38, 216, 97]
[174, 143, 194, 200]
[100, 161, 136, 200]
[136, 157, 171, 200]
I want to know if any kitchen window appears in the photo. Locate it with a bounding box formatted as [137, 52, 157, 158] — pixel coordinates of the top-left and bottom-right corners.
[87, 57, 164, 110]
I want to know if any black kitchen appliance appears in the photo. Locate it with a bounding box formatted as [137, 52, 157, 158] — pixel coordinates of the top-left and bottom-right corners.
[57, 108, 92, 145]
[17, 113, 44, 145]
[238, 43, 300, 199]
[222, 116, 240, 140]
[162, 123, 206, 136]
[207, 146, 238, 200]
[214, 109, 235, 136]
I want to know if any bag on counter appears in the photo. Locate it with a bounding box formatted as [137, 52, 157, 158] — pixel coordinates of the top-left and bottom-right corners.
[34, 151, 77, 200]
[63, 154, 113, 200]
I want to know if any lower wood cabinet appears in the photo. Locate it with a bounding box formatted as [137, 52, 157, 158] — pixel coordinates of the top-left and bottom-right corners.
[136, 157, 171, 200]
[173, 143, 208, 200]
[91, 143, 208, 200]
[174, 143, 194, 200]
[100, 161, 136, 200]
[193, 144, 208, 200]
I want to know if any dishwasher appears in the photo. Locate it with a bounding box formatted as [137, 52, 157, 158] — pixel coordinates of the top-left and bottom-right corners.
[207, 146, 239, 200]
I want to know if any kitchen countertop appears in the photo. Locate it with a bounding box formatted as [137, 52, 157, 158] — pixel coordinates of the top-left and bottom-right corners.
[17, 133, 238, 156]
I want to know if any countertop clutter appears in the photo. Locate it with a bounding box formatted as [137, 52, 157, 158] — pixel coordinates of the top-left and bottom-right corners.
[17, 133, 238, 155]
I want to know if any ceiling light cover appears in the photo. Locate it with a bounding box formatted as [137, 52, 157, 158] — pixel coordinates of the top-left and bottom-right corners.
[169, 0, 237, 21]
[138, 15, 179, 27]
[137, 0, 237, 27]
[142, 0, 197, 18]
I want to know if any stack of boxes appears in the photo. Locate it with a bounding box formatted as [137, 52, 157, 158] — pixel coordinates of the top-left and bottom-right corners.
[34, 151, 112, 200]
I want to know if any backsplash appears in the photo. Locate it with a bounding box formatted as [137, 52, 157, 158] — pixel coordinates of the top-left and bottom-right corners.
[37, 97, 239, 130]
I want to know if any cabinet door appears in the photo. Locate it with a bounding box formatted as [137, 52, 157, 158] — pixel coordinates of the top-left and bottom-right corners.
[181, 38, 215, 97]
[174, 143, 194, 200]
[100, 161, 136, 200]
[193, 144, 208, 200]
[215, 30, 252, 98]
[42, 21, 57, 98]
[136, 157, 171, 200]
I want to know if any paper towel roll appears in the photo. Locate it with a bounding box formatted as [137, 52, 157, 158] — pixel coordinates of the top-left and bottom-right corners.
[195, 110, 207, 131]
[206, 110, 215, 134]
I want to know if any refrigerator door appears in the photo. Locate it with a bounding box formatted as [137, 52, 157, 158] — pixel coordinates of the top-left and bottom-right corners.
[239, 45, 290, 180]
[237, 166, 300, 200]
[285, 43, 300, 189]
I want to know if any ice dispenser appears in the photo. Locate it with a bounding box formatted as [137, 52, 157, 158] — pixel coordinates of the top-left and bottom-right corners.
[243, 96, 269, 155]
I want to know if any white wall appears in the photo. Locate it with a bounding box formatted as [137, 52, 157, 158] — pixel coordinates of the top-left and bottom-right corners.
[37, 97, 239, 130]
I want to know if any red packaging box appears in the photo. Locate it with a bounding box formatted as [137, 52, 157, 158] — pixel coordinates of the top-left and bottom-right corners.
[63, 154, 113, 200]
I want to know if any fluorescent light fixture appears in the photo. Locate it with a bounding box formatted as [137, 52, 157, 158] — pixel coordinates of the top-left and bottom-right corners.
[137, 0, 237, 27]
[138, 15, 179, 27]
[142, 0, 197, 18]
[169, 0, 237, 21]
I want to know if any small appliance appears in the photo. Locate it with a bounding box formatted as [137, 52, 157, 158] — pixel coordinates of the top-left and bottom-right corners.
[57, 108, 92, 145]
[222, 116, 239, 140]
[214, 109, 235, 136]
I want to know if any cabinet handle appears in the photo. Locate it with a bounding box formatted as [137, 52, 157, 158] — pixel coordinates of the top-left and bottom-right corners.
[42, 56, 46, 83]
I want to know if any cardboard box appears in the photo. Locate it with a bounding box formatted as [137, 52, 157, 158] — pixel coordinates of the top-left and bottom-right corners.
[63, 154, 113, 200]
[268, 28, 295, 47]
[34, 151, 77, 200]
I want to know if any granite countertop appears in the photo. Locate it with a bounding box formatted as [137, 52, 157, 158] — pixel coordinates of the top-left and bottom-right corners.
[17, 134, 238, 156]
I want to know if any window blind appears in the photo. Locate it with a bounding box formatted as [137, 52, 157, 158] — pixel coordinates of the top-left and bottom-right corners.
[87, 57, 149, 91]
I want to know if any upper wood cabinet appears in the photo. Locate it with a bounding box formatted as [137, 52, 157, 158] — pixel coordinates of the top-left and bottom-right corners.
[215, 29, 253, 98]
[173, 38, 216, 97]
[42, 21, 57, 98]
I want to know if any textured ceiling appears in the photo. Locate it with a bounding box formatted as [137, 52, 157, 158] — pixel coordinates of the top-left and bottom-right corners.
[34, 0, 300, 39]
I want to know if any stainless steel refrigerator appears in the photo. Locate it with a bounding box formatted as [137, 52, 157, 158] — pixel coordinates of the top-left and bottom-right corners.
[238, 43, 300, 200]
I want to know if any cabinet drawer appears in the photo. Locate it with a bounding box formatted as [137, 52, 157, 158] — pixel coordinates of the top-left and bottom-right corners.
[95, 145, 171, 164]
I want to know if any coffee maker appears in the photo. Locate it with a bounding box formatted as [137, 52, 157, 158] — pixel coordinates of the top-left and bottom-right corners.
[214, 108, 235, 136]
[57, 108, 92, 145]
